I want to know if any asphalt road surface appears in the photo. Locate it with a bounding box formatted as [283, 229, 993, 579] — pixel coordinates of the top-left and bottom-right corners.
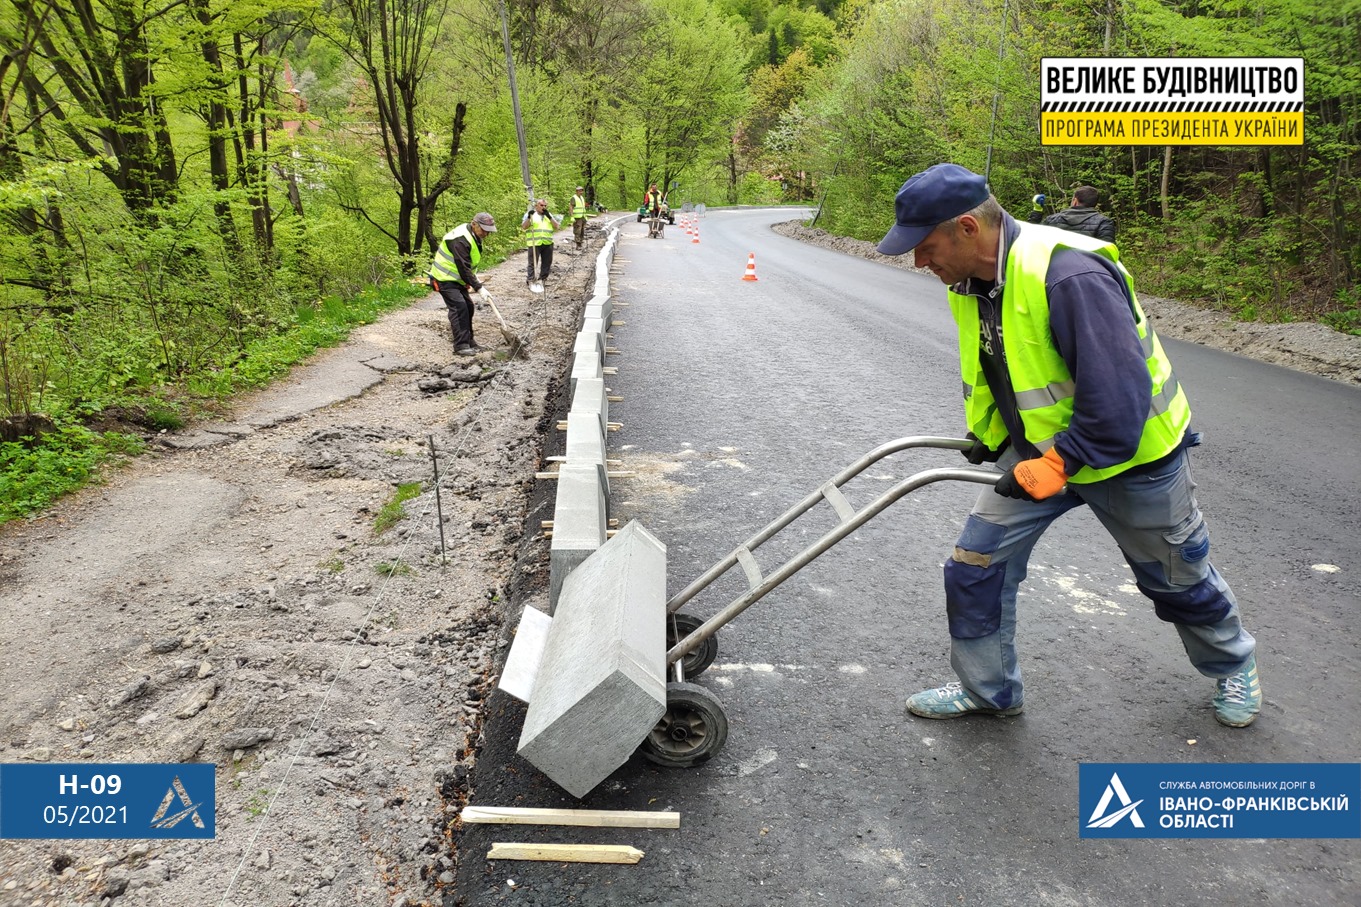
[457, 207, 1360, 906]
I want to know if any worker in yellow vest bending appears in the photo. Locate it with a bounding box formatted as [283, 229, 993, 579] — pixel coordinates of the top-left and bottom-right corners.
[428, 211, 496, 357]
[876, 163, 1260, 729]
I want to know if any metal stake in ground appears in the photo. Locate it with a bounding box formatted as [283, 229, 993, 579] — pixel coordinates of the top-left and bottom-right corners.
[427, 435, 448, 567]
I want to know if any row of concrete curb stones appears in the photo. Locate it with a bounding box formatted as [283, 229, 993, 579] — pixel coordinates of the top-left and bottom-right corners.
[497, 228, 669, 799]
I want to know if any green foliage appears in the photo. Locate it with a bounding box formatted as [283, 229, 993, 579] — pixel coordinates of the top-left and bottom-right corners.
[186, 281, 424, 399]
[373, 481, 422, 534]
[0, 424, 143, 524]
[1322, 288, 1361, 336]
[778, 0, 1359, 321]
[0, 279, 421, 521]
[2, 0, 1354, 539]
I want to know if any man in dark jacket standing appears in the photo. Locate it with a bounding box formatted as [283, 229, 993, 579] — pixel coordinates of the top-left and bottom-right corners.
[1042, 186, 1116, 242]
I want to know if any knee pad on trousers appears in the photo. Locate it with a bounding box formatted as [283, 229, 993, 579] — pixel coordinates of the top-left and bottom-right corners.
[1139, 576, 1233, 625]
[944, 558, 1006, 639]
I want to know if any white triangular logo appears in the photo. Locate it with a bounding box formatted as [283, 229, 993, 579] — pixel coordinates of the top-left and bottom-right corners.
[1086, 771, 1145, 828]
[150, 776, 206, 830]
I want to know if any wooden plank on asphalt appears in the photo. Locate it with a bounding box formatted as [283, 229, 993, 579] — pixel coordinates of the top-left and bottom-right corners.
[487, 842, 645, 864]
[463, 806, 679, 829]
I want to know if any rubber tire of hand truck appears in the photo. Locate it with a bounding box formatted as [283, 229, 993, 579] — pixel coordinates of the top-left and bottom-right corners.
[666, 611, 718, 679]
[639, 682, 729, 768]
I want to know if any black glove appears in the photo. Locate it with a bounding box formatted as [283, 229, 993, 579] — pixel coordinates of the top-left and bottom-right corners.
[962, 433, 1009, 465]
[993, 466, 1037, 501]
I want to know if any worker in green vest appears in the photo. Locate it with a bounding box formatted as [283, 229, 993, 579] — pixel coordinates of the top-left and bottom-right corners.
[876, 163, 1260, 728]
[568, 186, 589, 249]
[428, 211, 496, 356]
[520, 198, 561, 287]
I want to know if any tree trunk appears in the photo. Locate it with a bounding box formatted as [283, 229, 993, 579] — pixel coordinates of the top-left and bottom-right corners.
[13, 0, 180, 219]
[191, 0, 240, 254]
[333, 0, 442, 259]
[1160, 146, 1173, 220]
[252, 50, 274, 253]
[419, 103, 467, 254]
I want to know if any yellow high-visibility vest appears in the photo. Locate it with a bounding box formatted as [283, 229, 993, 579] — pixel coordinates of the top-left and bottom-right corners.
[429, 223, 480, 284]
[947, 227, 1189, 483]
[524, 212, 554, 246]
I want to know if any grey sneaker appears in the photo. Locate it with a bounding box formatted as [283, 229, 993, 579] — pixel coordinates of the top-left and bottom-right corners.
[1213, 655, 1261, 727]
[906, 682, 1022, 719]
[454, 346, 476, 357]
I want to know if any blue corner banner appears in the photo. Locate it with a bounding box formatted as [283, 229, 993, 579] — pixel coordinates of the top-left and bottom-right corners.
[1080, 763, 1360, 838]
[0, 763, 216, 840]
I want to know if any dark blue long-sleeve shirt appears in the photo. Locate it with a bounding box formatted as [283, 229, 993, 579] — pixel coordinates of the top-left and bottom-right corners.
[955, 215, 1152, 473]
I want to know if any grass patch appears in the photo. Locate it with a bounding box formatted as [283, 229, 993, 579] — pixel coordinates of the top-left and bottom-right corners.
[143, 400, 186, 431]
[373, 482, 422, 534]
[187, 281, 425, 399]
[0, 424, 143, 524]
[374, 560, 414, 578]
[0, 280, 426, 524]
[244, 790, 271, 819]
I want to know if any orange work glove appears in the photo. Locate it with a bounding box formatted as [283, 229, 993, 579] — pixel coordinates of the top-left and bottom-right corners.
[995, 447, 1069, 501]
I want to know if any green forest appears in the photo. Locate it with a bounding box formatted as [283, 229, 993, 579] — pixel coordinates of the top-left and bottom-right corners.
[1, 0, 1358, 520]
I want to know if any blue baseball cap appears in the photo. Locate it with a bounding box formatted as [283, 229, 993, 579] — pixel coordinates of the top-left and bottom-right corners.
[877, 164, 991, 255]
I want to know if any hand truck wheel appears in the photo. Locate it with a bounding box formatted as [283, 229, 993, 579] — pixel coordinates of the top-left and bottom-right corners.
[639, 682, 728, 768]
[667, 612, 717, 679]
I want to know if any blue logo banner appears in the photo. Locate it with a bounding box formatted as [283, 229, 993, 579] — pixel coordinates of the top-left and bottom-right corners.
[1079, 763, 1360, 838]
[0, 763, 216, 839]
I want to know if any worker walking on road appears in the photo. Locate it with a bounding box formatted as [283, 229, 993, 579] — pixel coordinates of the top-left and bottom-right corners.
[876, 163, 1260, 728]
[429, 211, 497, 357]
[568, 186, 589, 250]
[521, 198, 562, 287]
[643, 183, 664, 218]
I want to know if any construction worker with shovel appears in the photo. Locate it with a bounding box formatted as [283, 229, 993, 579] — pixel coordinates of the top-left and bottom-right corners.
[521, 198, 561, 291]
[429, 211, 497, 357]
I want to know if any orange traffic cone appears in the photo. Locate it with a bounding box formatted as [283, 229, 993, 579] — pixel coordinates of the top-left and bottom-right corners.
[741, 252, 758, 281]
[691, 224, 700, 244]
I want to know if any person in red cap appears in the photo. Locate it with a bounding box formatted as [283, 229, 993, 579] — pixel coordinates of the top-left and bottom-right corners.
[877, 163, 1260, 728]
[429, 212, 497, 356]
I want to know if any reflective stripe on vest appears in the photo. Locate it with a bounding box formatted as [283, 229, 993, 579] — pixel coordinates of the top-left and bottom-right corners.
[429, 223, 480, 284]
[571, 194, 588, 220]
[525, 212, 554, 246]
[947, 227, 1190, 484]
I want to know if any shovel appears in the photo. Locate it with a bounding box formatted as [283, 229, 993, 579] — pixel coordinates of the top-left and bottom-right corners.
[483, 292, 527, 353]
[528, 245, 544, 295]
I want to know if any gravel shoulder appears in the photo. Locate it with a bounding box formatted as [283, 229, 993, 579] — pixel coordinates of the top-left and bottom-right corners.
[2, 215, 1355, 907]
[773, 221, 1361, 386]
[0, 229, 603, 907]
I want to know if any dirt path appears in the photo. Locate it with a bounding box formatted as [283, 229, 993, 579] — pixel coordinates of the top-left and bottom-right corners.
[0, 228, 606, 907]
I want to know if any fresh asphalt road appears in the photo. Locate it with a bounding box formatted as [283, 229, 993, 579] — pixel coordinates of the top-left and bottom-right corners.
[456, 208, 1360, 905]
